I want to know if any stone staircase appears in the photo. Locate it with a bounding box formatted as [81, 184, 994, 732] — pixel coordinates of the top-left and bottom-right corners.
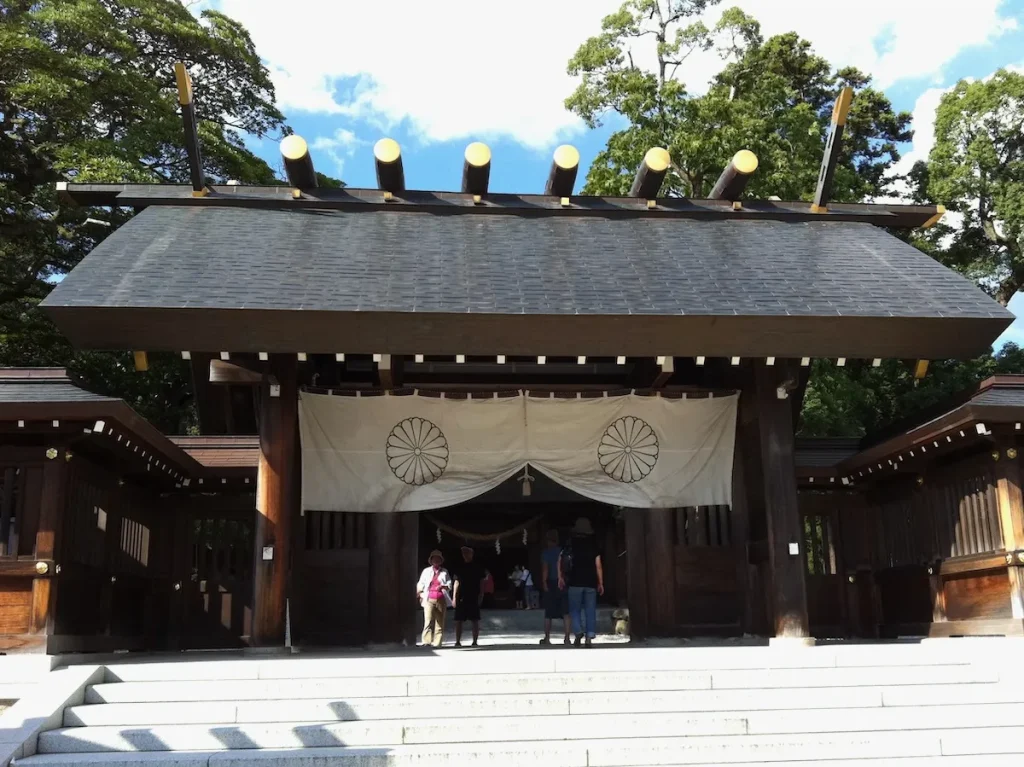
[12, 639, 1024, 765]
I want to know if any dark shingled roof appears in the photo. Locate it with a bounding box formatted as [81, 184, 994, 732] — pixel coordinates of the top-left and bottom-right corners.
[838, 375, 1024, 476]
[0, 368, 117, 404]
[0, 368, 202, 477]
[42, 205, 1012, 358]
[795, 438, 862, 469]
[171, 436, 259, 469]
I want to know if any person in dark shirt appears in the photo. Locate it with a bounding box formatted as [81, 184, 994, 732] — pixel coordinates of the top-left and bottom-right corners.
[540, 529, 570, 645]
[452, 545, 484, 647]
[558, 517, 604, 648]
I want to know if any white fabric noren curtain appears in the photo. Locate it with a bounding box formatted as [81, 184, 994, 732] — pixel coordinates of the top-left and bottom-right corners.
[299, 391, 737, 513]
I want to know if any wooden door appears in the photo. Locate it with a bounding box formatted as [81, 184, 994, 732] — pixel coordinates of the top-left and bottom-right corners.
[181, 511, 254, 648]
[801, 495, 846, 637]
[293, 511, 370, 646]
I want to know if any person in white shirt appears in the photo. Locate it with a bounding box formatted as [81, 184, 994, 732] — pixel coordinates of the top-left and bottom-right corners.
[510, 565, 525, 609]
[416, 550, 452, 647]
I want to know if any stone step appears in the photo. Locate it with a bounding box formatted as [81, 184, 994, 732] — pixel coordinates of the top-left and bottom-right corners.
[0, 683, 40, 702]
[85, 669, 712, 704]
[94, 659, 988, 696]
[68, 693, 572, 726]
[38, 713, 747, 753]
[709, 664, 997, 689]
[103, 644, 927, 683]
[882, 681, 1024, 706]
[57, 700, 1024, 736]
[73, 680, 1024, 726]
[478, 607, 618, 633]
[16, 729, 1024, 766]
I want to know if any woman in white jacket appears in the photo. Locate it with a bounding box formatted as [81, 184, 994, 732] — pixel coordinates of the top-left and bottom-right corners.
[416, 550, 452, 647]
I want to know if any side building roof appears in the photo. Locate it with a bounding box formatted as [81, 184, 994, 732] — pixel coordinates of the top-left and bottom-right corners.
[0, 368, 202, 482]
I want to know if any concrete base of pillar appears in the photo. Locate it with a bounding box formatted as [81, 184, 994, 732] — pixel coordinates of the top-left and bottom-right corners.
[769, 636, 816, 648]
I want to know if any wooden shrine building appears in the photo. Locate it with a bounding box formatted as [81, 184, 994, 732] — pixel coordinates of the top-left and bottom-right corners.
[1, 71, 1021, 652]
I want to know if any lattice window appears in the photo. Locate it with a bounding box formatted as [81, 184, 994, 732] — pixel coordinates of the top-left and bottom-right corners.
[191, 516, 253, 582]
[675, 506, 732, 547]
[120, 517, 150, 568]
[0, 467, 19, 557]
[804, 514, 838, 575]
[304, 511, 368, 550]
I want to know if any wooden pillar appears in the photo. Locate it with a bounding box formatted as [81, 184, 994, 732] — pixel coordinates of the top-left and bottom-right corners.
[994, 436, 1024, 619]
[754, 360, 810, 638]
[928, 564, 947, 623]
[624, 511, 649, 640]
[30, 448, 69, 636]
[646, 508, 676, 635]
[252, 355, 298, 646]
[731, 391, 754, 635]
[399, 513, 420, 646]
[368, 513, 403, 643]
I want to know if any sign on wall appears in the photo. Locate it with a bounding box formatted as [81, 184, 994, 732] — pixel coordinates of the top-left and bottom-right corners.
[299, 391, 736, 513]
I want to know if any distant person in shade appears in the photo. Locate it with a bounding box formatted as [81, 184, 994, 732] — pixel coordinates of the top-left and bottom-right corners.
[481, 569, 495, 608]
[416, 550, 451, 648]
[453, 545, 484, 647]
[559, 517, 604, 648]
[510, 565, 526, 609]
[540, 529, 570, 645]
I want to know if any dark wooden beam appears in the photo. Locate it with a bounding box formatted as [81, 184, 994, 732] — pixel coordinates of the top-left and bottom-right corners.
[377, 354, 394, 389]
[374, 138, 405, 194]
[56, 182, 944, 229]
[191, 354, 229, 435]
[646, 508, 676, 636]
[629, 148, 671, 198]
[731, 388, 754, 635]
[709, 150, 758, 201]
[624, 510, 649, 640]
[462, 142, 491, 196]
[210, 358, 263, 385]
[399, 512, 420, 645]
[545, 145, 580, 198]
[368, 514, 403, 643]
[994, 437, 1024, 619]
[252, 354, 298, 645]
[47, 307, 1007, 362]
[173, 62, 207, 197]
[281, 135, 318, 190]
[755, 359, 810, 638]
[812, 87, 854, 213]
[0, 466, 14, 556]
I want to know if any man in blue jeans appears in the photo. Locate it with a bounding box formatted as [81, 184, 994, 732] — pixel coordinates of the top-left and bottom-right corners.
[558, 517, 604, 647]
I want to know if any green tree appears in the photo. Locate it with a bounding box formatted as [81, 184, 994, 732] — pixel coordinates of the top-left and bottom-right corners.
[566, 3, 1024, 439]
[799, 344, 1024, 438]
[566, 1, 911, 199]
[0, 0, 305, 432]
[927, 69, 1024, 305]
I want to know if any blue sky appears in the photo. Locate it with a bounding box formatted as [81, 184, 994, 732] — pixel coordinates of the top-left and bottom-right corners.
[202, 0, 1024, 347]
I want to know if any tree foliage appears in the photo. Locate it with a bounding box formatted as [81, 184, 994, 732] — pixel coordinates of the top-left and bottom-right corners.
[566, 2, 1024, 438]
[800, 344, 1024, 437]
[566, 0, 911, 200]
[926, 69, 1024, 305]
[0, 0, 315, 432]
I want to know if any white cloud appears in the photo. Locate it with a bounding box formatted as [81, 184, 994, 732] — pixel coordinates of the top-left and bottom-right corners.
[213, 0, 1015, 149]
[311, 128, 363, 175]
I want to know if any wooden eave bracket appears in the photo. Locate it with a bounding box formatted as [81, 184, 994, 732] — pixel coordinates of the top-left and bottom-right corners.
[921, 205, 946, 229]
